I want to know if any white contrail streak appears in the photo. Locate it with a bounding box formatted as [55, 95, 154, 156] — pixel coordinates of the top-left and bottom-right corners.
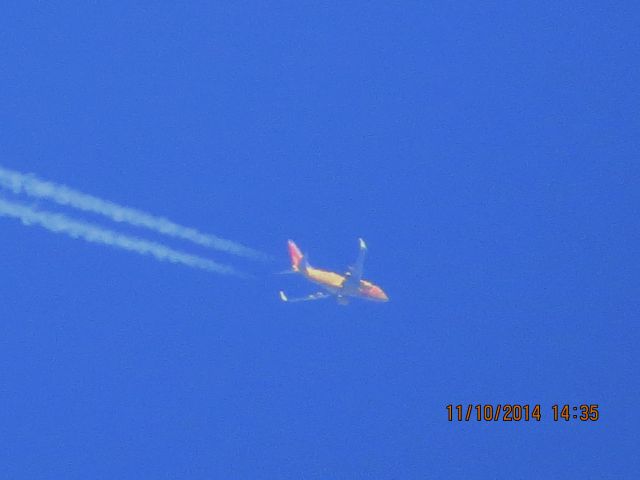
[0, 197, 245, 277]
[0, 165, 268, 261]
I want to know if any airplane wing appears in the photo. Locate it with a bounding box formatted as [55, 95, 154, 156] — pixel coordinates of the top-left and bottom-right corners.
[342, 238, 367, 288]
[279, 291, 331, 303]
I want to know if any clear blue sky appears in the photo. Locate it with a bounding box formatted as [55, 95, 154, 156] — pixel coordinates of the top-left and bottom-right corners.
[1, 2, 637, 478]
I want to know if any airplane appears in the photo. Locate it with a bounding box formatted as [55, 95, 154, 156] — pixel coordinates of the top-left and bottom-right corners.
[278, 238, 389, 305]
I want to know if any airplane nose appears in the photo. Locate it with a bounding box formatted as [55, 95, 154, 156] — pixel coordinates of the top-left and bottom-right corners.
[374, 287, 389, 302]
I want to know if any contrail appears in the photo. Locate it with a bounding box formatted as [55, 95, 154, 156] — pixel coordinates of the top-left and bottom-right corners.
[0, 197, 245, 277]
[0, 165, 268, 261]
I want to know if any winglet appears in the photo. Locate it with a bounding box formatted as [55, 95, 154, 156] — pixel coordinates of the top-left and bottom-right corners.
[358, 238, 367, 250]
[279, 291, 288, 302]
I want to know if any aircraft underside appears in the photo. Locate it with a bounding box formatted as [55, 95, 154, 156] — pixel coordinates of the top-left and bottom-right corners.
[278, 238, 388, 304]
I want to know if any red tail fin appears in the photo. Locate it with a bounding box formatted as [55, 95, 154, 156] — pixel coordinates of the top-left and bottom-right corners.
[287, 240, 303, 271]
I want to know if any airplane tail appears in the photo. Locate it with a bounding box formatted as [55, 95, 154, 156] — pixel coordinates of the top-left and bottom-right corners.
[287, 240, 308, 272]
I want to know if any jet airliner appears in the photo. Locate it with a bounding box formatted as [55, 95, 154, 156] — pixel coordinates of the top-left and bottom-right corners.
[278, 238, 389, 305]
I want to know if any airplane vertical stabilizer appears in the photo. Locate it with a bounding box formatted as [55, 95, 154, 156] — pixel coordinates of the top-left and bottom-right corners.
[287, 240, 304, 271]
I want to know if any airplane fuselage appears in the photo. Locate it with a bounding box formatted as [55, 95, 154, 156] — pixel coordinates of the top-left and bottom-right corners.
[303, 266, 389, 302]
[280, 238, 389, 304]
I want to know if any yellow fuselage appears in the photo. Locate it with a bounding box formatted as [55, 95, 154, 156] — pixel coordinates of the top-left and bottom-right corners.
[302, 267, 388, 301]
[304, 267, 345, 291]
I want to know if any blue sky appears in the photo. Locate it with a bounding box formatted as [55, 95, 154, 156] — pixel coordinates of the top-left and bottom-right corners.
[1, 2, 638, 478]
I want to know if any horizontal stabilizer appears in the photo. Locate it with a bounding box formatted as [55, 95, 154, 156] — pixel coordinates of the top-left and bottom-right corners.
[274, 269, 298, 275]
